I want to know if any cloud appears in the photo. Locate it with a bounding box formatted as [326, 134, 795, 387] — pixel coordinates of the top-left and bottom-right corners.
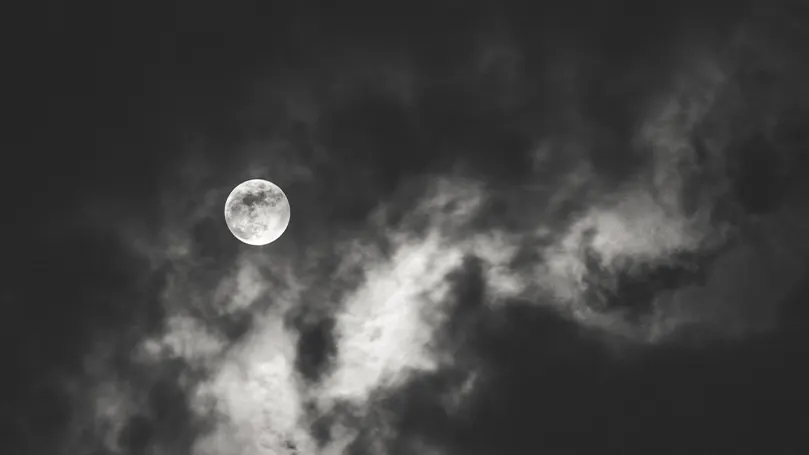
[316, 230, 464, 403]
[67, 171, 533, 455]
[46, 10, 809, 455]
[190, 313, 312, 455]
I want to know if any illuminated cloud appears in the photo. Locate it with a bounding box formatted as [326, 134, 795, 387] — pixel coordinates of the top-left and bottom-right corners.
[49, 13, 809, 455]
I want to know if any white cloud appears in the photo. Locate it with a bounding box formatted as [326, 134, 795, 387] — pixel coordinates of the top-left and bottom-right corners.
[136, 315, 226, 366]
[212, 256, 269, 314]
[191, 313, 314, 455]
[127, 174, 541, 454]
[317, 230, 465, 405]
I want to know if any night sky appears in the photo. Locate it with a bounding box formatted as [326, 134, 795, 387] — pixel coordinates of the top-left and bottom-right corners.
[10, 1, 809, 454]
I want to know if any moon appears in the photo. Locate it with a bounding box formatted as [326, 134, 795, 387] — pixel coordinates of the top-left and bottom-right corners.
[224, 179, 291, 245]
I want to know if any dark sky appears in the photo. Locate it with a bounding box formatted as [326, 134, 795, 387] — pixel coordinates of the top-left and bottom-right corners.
[9, 1, 809, 454]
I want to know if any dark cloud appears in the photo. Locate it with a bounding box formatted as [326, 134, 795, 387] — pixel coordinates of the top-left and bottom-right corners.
[14, 1, 809, 454]
[293, 314, 338, 383]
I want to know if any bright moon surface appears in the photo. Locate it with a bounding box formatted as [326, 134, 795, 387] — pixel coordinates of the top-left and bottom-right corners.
[224, 179, 291, 245]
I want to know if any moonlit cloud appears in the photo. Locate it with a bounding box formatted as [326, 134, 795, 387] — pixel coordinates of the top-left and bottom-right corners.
[46, 9, 809, 455]
[318, 230, 464, 403]
[190, 313, 312, 455]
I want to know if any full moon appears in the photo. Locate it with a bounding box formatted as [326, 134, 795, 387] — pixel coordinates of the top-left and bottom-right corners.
[224, 179, 291, 245]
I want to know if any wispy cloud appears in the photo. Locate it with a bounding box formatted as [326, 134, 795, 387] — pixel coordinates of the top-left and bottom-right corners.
[51, 11, 809, 455]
